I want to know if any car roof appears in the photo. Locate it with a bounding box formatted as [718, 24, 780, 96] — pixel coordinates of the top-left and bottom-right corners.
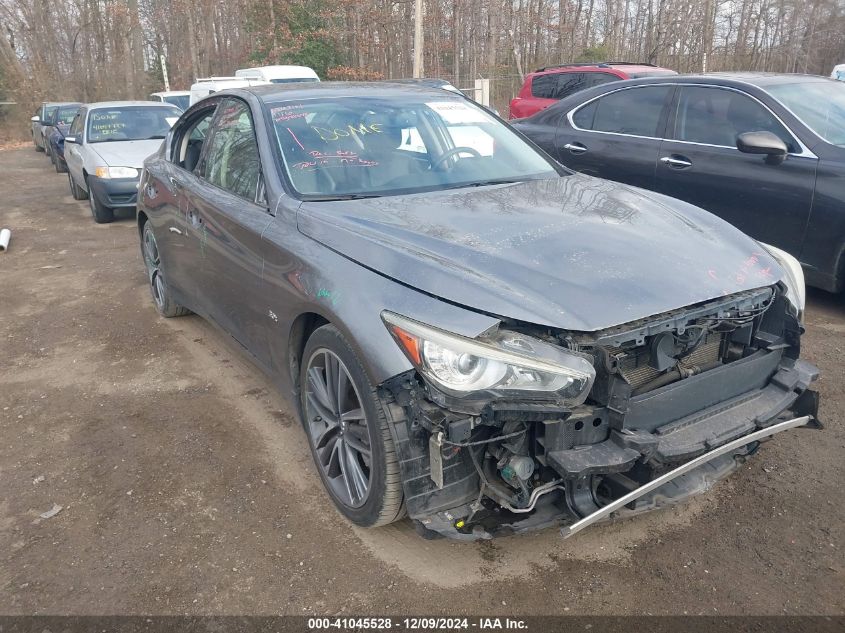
[85, 100, 183, 109]
[43, 101, 80, 107]
[700, 71, 833, 86]
[150, 91, 190, 97]
[231, 81, 467, 101]
[599, 72, 833, 88]
[532, 62, 673, 75]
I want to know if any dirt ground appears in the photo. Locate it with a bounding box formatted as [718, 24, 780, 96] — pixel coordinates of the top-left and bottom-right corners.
[0, 147, 843, 617]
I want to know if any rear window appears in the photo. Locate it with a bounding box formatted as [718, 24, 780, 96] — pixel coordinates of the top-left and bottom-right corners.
[163, 95, 190, 111]
[531, 72, 619, 100]
[56, 106, 79, 125]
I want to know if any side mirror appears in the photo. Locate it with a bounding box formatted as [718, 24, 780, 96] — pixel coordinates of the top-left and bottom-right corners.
[736, 131, 788, 165]
[31, 115, 40, 123]
[64, 136, 78, 144]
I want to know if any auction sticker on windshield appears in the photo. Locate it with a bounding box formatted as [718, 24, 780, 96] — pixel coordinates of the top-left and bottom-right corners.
[426, 101, 491, 124]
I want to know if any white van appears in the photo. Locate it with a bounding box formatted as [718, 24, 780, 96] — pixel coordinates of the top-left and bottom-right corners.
[832, 64, 845, 81]
[234, 65, 320, 84]
[189, 77, 270, 105]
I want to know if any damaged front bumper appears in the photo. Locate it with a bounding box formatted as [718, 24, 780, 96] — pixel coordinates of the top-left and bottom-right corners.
[381, 347, 821, 541]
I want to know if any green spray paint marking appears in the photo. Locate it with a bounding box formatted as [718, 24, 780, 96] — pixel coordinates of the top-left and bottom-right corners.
[316, 288, 342, 307]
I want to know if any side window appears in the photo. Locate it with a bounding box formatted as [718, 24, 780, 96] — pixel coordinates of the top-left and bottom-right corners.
[671, 86, 797, 151]
[581, 73, 621, 91]
[172, 105, 218, 173]
[574, 86, 671, 137]
[531, 74, 557, 99]
[200, 99, 262, 202]
[554, 73, 591, 100]
[69, 111, 84, 137]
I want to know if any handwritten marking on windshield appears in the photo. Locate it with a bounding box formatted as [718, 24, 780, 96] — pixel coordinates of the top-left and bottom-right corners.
[292, 150, 378, 171]
[312, 123, 383, 143]
[287, 127, 305, 150]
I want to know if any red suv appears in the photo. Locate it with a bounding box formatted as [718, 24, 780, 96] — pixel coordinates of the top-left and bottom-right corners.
[509, 62, 676, 119]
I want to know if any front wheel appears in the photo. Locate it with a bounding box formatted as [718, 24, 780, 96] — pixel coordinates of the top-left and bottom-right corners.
[300, 325, 405, 527]
[141, 222, 190, 318]
[68, 172, 88, 200]
[88, 187, 114, 224]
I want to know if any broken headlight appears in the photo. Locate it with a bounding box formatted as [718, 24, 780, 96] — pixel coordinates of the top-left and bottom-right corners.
[760, 242, 806, 322]
[382, 311, 595, 405]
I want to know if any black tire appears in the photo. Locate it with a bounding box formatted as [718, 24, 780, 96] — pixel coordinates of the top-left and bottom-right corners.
[141, 221, 190, 318]
[55, 157, 67, 173]
[67, 172, 88, 200]
[300, 324, 405, 527]
[88, 185, 113, 223]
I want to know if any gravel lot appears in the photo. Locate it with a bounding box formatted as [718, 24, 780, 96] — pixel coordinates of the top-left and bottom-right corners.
[1, 147, 843, 616]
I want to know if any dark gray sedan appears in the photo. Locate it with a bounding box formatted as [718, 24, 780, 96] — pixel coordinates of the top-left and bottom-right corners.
[137, 83, 820, 540]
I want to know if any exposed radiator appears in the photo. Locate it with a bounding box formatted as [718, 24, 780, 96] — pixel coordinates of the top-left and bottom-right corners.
[608, 334, 724, 389]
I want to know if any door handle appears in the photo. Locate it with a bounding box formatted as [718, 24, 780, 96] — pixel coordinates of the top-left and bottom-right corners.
[660, 155, 693, 169]
[564, 142, 588, 155]
[168, 175, 183, 189]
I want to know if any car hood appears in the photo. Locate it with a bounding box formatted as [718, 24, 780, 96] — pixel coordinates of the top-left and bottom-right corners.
[90, 140, 164, 169]
[56, 123, 70, 137]
[296, 175, 783, 332]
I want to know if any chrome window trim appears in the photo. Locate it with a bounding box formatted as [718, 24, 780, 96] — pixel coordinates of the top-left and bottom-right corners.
[566, 82, 818, 159]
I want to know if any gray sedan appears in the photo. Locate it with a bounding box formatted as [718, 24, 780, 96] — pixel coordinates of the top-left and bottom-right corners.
[136, 83, 820, 540]
[64, 101, 181, 223]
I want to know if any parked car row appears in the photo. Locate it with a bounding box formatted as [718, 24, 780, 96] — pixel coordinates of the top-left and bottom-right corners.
[30, 65, 320, 222]
[30, 70, 824, 542]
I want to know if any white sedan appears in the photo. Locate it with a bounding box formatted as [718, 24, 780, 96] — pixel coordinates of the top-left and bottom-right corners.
[64, 101, 181, 223]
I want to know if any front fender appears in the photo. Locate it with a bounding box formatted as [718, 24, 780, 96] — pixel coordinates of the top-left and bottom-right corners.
[260, 214, 501, 401]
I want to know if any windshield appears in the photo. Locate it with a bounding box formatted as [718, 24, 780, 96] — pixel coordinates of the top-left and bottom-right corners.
[163, 95, 190, 111]
[767, 81, 845, 146]
[56, 106, 79, 125]
[86, 106, 181, 143]
[268, 96, 560, 198]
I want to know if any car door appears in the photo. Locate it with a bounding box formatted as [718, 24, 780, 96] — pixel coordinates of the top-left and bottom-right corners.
[150, 102, 221, 304]
[64, 108, 87, 185]
[654, 85, 817, 254]
[184, 97, 273, 366]
[555, 84, 674, 189]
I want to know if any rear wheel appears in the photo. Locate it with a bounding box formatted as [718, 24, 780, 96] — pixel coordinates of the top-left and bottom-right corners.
[141, 222, 189, 318]
[88, 186, 114, 223]
[300, 325, 405, 527]
[55, 157, 66, 173]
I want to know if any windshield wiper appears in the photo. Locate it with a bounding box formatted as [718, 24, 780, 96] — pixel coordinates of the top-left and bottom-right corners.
[303, 194, 383, 201]
[440, 179, 522, 190]
[143, 135, 167, 140]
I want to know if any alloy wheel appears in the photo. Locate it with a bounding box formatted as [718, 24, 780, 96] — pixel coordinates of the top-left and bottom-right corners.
[304, 349, 373, 508]
[142, 227, 166, 312]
